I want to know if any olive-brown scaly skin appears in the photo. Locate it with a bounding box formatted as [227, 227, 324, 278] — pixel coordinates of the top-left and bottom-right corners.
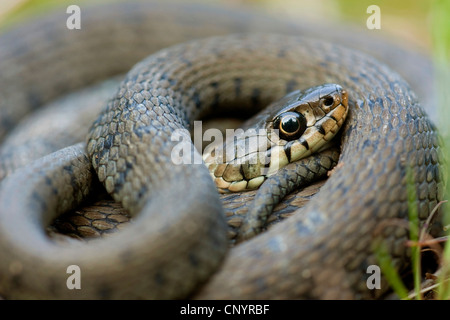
[0, 1, 444, 299]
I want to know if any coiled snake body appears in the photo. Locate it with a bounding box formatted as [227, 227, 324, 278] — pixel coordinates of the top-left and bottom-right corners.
[0, 1, 444, 299]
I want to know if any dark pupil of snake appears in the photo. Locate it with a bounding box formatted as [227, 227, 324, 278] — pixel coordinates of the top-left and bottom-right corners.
[281, 116, 299, 133]
[277, 112, 306, 140]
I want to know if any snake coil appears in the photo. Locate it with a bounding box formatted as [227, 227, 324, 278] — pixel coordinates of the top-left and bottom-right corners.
[0, 1, 444, 299]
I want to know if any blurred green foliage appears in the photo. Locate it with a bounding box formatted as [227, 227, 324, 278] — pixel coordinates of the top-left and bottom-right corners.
[431, 0, 450, 300]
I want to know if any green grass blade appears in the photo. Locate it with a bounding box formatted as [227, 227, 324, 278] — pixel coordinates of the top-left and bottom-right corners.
[406, 167, 421, 300]
[431, 0, 450, 300]
[374, 240, 409, 299]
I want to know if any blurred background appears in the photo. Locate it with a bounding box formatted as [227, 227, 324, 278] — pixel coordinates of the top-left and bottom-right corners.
[0, 0, 437, 55]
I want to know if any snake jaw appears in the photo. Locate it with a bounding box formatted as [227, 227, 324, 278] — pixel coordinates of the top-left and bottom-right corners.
[204, 84, 349, 193]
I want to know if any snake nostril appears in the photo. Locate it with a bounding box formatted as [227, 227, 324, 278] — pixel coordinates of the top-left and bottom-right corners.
[323, 96, 334, 107]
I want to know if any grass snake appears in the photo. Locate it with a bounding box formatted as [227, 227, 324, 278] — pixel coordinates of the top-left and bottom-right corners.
[0, 1, 444, 299]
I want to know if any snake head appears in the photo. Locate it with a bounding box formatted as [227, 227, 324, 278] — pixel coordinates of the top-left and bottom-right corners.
[204, 83, 349, 193]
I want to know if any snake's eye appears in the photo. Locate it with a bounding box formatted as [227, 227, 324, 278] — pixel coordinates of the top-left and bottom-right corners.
[322, 96, 335, 108]
[274, 111, 307, 141]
